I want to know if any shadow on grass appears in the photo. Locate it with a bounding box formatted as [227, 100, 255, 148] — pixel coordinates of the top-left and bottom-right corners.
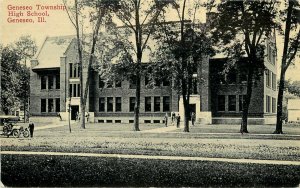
[2, 154, 300, 187]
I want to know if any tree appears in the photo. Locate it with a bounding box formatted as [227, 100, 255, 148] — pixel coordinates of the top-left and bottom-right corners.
[112, 0, 172, 131]
[64, 0, 119, 129]
[0, 46, 22, 115]
[152, 0, 214, 132]
[14, 35, 37, 122]
[275, 0, 300, 134]
[14, 35, 37, 66]
[212, 1, 278, 133]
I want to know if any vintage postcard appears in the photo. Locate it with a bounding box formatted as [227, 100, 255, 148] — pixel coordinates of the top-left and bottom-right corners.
[1, 0, 300, 187]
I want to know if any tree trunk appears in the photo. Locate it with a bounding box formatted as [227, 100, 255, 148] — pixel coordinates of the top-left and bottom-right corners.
[274, 1, 294, 134]
[133, 69, 141, 131]
[274, 70, 285, 134]
[183, 96, 190, 132]
[240, 67, 254, 133]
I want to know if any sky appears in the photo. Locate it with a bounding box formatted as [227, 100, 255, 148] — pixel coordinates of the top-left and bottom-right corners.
[0, 0, 299, 81]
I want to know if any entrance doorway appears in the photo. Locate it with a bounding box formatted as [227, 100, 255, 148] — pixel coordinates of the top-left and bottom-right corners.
[189, 104, 196, 120]
[71, 105, 79, 120]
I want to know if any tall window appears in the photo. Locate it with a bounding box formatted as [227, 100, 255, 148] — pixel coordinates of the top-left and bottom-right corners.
[69, 63, 73, 78]
[48, 75, 54, 89]
[218, 95, 225, 111]
[163, 96, 170, 112]
[107, 97, 113, 112]
[99, 97, 105, 112]
[272, 97, 276, 113]
[227, 69, 237, 84]
[129, 79, 136, 89]
[272, 73, 276, 90]
[115, 80, 122, 88]
[56, 74, 60, 89]
[48, 99, 54, 112]
[145, 97, 151, 112]
[41, 75, 47, 90]
[266, 95, 271, 113]
[228, 95, 236, 112]
[130, 97, 135, 112]
[266, 69, 271, 87]
[99, 76, 105, 88]
[56, 98, 60, 112]
[69, 84, 72, 97]
[155, 79, 161, 87]
[154, 97, 160, 112]
[115, 97, 122, 112]
[163, 77, 170, 86]
[41, 99, 46, 112]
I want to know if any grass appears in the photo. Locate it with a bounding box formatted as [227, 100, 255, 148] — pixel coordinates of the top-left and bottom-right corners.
[2, 154, 300, 187]
[1, 122, 300, 187]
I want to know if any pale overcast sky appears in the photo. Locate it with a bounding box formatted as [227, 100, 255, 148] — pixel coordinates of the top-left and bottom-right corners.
[1, 0, 299, 81]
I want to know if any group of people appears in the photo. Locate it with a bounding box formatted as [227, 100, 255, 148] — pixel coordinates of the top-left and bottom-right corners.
[75, 112, 90, 122]
[164, 112, 196, 128]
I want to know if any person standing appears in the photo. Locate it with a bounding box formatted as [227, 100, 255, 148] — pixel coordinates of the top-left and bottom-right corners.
[171, 112, 176, 123]
[29, 123, 35, 138]
[176, 114, 181, 128]
[164, 113, 168, 127]
[191, 112, 196, 126]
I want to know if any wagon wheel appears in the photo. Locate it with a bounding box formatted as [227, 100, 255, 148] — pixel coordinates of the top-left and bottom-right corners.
[12, 130, 20, 138]
[23, 129, 30, 138]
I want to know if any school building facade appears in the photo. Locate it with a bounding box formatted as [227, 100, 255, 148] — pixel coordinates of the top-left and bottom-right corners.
[30, 34, 277, 125]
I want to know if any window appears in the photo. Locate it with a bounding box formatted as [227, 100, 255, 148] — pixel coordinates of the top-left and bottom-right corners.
[77, 84, 80, 97]
[154, 97, 160, 112]
[99, 97, 105, 112]
[129, 79, 136, 89]
[239, 69, 247, 84]
[69, 63, 73, 78]
[272, 97, 276, 113]
[163, 96, 170, 112]
[266, 69, 271, 87]
[145, 75, 150, 86]
[106, 80, 113, 88]
[55, 98, 60, 112]
[228, 95, 236, 112]
[48, 75, 54, 89]
[115, 80, 122, 87]
[107, 97, 113, 112]
[69, 84, 80, 97]
[227, 69, 236, 84]
[130, 97, 135, 112]
[48, 99, 54, 112]
[268, 44, 272, 62]
[73, 64, 78, 78]
[41, 99, 46, 112]
[145, 97, 151, 112]
[155, 79, 161, 87]
[99, 76, 105, 88]
[115, 97, 122, 112]
[56, 74, 60, 89]
[266, 95, 271, 113]
[218, 95, 225, 111]
[163, 77, 170, 86]
[272, 73, 276, 90]
[192, 77, 198, 94]
[41, 75, 47, 90]
[239, 95, 246, 112]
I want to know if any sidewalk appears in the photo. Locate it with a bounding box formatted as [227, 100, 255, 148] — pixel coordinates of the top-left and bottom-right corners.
[143, 124, 181, 133]
[35, 121, 74, 130]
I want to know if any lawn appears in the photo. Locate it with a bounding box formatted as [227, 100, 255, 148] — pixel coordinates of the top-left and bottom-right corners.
[1, 123, 300, 161]
[2, 154, 300, 187]
[1, 122, 300, 187]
